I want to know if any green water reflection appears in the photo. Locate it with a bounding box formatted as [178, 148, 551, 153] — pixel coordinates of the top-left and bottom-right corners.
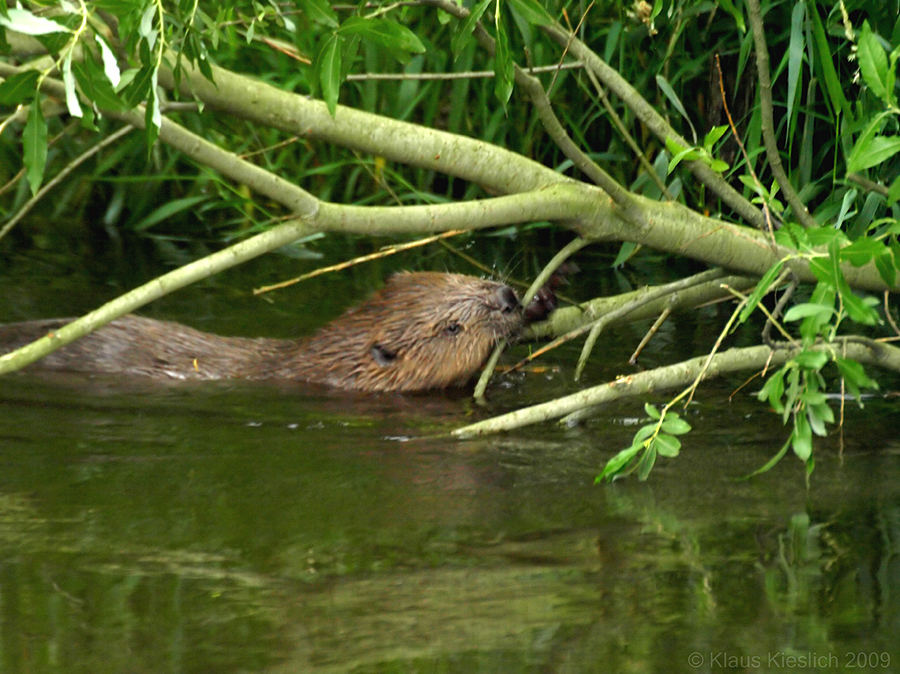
[0, 372, 898, 673]
[1, 252, 899, 673]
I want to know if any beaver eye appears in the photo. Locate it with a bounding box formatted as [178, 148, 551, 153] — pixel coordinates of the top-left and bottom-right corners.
[444, 322, 462, 337]
[370, 344, 397, 367]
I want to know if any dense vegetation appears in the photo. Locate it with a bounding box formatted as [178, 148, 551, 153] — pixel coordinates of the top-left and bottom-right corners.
[1, 0, 899, 481]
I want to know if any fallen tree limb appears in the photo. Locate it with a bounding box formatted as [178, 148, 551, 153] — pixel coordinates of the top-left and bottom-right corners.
[453, 338, 900, 438]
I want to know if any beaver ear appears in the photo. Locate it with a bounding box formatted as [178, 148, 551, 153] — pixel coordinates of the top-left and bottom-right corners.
[370, 343, 398, 367]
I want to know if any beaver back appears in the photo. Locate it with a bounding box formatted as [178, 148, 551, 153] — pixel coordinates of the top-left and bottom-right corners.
[0, 272, 524, 392]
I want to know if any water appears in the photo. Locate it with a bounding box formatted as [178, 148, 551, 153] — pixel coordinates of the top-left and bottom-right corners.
[1, 253, 899, 673]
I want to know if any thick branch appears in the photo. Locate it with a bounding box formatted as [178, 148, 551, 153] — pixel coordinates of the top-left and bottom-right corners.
[1, 58, 894, 297]
[527, 275, 757, 340]
[453, 338, 900, 437]
[155, 56, 573, 198]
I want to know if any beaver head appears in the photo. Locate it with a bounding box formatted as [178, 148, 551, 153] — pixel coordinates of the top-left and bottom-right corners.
[290, 272, 523, 392]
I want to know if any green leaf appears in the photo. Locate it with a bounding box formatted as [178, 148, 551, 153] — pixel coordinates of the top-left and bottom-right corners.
[783, 302, 834, 322]
[857, 21, 889, 103]
[808, 0, 849, 119]
[595, 445, 641, 482]
[0, 8, 68, 35]
[840, 237, 888, 267]
[660, 414, 691, 435]
[791, 413, 812, 462]
[799, 283, 835, 341]
[636, 445, 657, 480]
[744, 438, 790, 478]
[23, 97, 47, 195]
[493, 13, 514, 107]
[758, 368, 786, 414]
[73, 59, 126, 112]
[786, 2, 804, 125]
[507, 0, 554, 26]
[806, 226, 846, 247]
[847, 134, 900, 174]
[667, 146, 701, 173]
[452, 0, 490, 57]
[121, 65, 155, 107]
[339, 17, 425, 62]
[612, 241, 639, 267]
[0, 70, 39, 105]
[806, 403, 832, 437]
[841, 290, 879, 325]
[656, 75, 696, 143]
[703, 125, 728, 149]
[315, 33, 342, 117]
[654, 434, 681, 457]
[633, 424, 656, 444]
[143, 87, 159, 147]
[874, 250, 897, 287]
[95, 35, 121, 87]
[889, 175, 900, 206]
[739, 260, 784, 323]
[62, 50, 83, 118]
[644, 403, 661, 419]
[132, 196, 209, 231]
[835, 357, 879, 403]
[794, 350, 829, 370]
[717, 0, 745, 32]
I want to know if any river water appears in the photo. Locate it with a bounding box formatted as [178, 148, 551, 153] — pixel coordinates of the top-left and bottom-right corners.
[0, 251, 898, 673]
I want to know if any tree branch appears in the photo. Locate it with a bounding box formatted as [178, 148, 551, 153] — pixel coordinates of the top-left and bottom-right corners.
[746, 0, 817, 228]
[453, 338, 900, 437]
[539, 22, 767, 229]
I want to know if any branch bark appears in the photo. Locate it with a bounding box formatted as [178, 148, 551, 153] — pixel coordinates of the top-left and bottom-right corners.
[453, 338, 900, 437]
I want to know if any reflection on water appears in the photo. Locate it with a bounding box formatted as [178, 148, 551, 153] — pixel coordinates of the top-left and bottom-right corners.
[0, 371, 898, 673]
[2, 252, 899, 672]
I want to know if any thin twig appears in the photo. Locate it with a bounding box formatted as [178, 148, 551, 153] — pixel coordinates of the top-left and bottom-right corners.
[253, 229, 467, 294]
[346, 62, 584, 81]
[745, 0, 817, 229]
[761, 271, 797, 347]
[583, 66, 673, 199]
[548, 0, 594, 93]
[682, 293, 748, 409]
[713, 54, 779, 245]
[629, 305, 672, 365]
[514, 268, 728, 374]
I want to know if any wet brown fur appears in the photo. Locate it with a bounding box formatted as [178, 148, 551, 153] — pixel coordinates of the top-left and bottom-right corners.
[0, 272, 524, 392]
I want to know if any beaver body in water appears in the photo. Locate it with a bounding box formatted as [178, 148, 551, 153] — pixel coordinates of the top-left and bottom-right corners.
[0, 272, 525, 392]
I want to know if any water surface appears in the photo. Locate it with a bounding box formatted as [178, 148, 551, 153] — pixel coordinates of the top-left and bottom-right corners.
[1, 254, 898, 673]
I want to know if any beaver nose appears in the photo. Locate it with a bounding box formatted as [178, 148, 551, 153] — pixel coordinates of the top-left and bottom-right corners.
[497, 285, 520, 314]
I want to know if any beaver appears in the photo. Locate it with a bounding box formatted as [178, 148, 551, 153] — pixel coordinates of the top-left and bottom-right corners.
[0, 272, 525, 392]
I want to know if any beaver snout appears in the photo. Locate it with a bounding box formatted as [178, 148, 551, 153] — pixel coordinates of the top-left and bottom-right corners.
[497, 285, 520, 314]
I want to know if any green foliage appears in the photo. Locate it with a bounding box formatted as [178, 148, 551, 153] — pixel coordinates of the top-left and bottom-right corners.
[596, 404, 692, 482]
